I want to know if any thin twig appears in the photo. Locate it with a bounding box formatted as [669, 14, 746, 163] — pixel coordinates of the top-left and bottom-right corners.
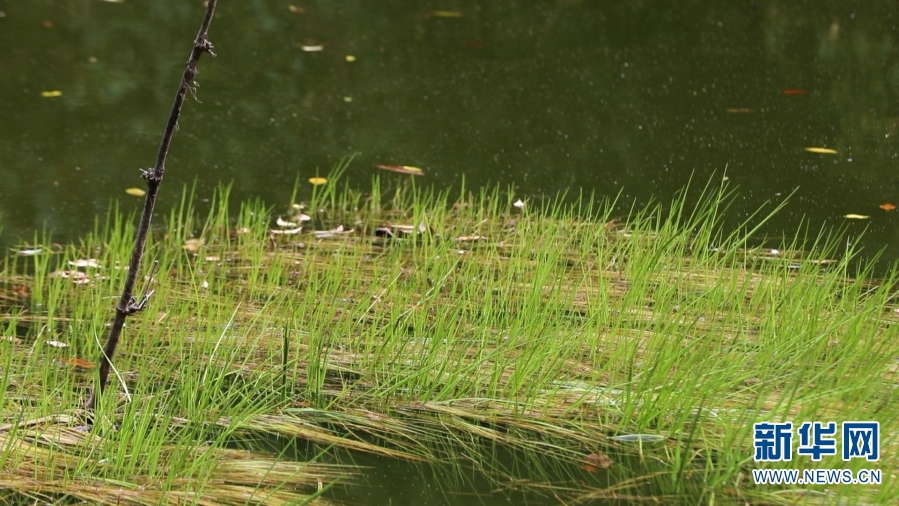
[86, 1, 219, 414]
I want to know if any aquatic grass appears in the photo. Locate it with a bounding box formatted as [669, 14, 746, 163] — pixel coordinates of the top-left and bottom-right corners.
[0, 166, 897, 504]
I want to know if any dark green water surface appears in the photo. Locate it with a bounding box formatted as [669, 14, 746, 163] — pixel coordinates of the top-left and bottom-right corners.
[2, 1, 899, 269]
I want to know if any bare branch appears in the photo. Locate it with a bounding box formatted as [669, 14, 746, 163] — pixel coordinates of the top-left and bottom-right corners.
[85, 1, 219, 415]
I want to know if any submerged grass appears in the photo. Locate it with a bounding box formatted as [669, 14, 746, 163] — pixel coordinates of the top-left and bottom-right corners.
[0, 164, 896, 505]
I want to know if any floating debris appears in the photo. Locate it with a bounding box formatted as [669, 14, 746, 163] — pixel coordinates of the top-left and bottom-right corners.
[270, 227, 303, 235]
[58, 357, 96, 369]
[805, 147, 837, 154]
[314, 225, 352, 239]
[41, 90, 63, 97]
[429, 10, 464, 18]
[68, 259, 101, 268]
[843, 214, 870, 220]
[581, 452, 614, 472]
[377, 164, 424, 176]
[183, 238, 205, 253]
[309, 177, 327, 185]
[125, 187, 146, 196]
[276, 217, 298, 228]
[879, 203, 896, 211]
[374, 222, 428, 240]
[50, 270, 106, 284]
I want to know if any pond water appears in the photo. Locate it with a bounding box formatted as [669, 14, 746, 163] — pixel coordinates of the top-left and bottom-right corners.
[2, 1, 899, 272]
[250, 433, 678, 506]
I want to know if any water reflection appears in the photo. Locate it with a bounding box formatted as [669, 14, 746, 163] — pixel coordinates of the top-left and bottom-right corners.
[245, 433, 687, 506]
[1, 1, 898, 270]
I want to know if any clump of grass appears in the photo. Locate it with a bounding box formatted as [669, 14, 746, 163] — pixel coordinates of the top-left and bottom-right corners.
[0, 164, 896, 505]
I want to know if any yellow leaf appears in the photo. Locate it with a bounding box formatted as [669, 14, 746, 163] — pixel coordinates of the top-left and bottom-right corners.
[843, 214, 870, 220]
[805, 147, 837, 154]
[125, 188, 146, 197]
[432, 10, 464, 17]
[41, 90, 62, 97]
[345, 55, 356, 62]
[309, 177, 327, 185]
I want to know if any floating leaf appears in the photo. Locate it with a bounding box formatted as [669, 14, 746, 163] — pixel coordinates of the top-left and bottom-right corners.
[301, 44, 324, 52]
[724, 108, 752, 113]
[377, 164, 424, 176]
[879, 203, 896, 211]
[287, 5, 304, 13]
[431, 10, 464, 18]
[805, 147, 837, 154]
[345, 55, 356, 62]
[308, 177, 327, 185]
[375, 223, 426, 239]
[68, 258, 101, 268]
[343, 96, 353, 102]
[58, 357, 96, 369]
[582, 452, 613, 471]
[182, 238, 204, 253]
[843, 214, 871, 220]
[125, 187, 146, 196]
[50, 270, 101, 284]
[314, 225, 352, 239]
[270, 227, 303, 235]
[41, 90, 62, 97]
[782, 89, 808, 95]
[14, 248, 42, 256]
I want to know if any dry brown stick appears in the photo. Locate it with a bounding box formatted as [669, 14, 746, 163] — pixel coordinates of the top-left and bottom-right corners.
[85, 1, 219, 413]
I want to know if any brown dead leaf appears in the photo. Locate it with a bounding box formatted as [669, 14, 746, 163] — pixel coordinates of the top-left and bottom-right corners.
[582, 452, 613, 470]
[58, 357, 96, 369]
